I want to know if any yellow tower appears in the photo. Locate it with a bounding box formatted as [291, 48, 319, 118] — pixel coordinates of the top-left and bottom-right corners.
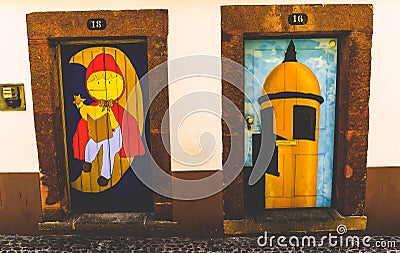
[259, 40, 324, 208]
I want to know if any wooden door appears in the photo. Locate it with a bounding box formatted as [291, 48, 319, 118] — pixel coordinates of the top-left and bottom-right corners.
[60, 41, 153, 213]
[244, 38, 338, 209]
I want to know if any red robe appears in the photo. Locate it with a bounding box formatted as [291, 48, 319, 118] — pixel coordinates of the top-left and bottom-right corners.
[72, 102, 145, 160]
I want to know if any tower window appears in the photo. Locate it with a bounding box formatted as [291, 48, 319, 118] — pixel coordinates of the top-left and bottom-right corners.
[293, 105, 316, 141]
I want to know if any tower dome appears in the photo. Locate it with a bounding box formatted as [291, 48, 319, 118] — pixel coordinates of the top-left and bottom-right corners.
[261, 40, 322, 100]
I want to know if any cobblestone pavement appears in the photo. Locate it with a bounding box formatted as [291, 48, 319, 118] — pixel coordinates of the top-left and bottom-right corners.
[0, 234, 399, 252]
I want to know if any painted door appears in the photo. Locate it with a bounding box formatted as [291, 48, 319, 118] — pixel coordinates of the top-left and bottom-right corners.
[60, 41, 153, 213]
[244, 38, 337, 208]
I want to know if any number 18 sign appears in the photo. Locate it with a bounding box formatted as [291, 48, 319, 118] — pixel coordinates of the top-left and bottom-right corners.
[87, 18, 107, 30]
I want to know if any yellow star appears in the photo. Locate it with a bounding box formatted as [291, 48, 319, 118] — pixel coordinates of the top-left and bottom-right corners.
[73, 94, 86, 106]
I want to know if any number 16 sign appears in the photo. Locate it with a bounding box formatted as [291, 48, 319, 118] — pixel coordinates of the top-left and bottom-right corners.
[288, 13, 308, 25]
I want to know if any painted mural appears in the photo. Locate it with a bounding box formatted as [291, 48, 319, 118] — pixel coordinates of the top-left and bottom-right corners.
[71, 49, 145, 189]
[244, 38, 337, 208]
[61, 43, 153, 213]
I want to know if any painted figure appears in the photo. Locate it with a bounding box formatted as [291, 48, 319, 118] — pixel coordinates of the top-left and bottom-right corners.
[72, 53, 145, 186]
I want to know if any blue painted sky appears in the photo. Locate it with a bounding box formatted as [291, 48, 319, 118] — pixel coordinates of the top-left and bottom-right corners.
[244, 38, 338, 207]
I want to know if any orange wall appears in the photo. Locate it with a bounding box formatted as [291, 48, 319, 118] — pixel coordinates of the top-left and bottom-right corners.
[366, 167, 400, 235]
[0, 173, 42, 234]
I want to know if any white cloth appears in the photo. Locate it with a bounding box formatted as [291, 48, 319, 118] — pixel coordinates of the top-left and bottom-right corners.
[84, 126, 123, 179]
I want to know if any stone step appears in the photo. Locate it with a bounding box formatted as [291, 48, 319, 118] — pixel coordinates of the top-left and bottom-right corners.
[224, 208, 367, 234]
[38, 212, 179, 234]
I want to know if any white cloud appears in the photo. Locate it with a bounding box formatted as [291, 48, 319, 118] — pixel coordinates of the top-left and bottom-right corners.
[306, 56, 326, 69]
[263, 57, 281, 64]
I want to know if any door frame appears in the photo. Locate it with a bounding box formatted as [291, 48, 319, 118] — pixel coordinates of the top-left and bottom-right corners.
[27, 10, 170, 221]
[221, 5, 372, 219]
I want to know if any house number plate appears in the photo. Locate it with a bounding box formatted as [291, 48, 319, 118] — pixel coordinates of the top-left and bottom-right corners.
[87, 18, 107, 30]
[288, 13, 308, 25]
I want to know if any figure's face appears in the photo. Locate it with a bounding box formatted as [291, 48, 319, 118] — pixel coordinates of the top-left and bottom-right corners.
[86, 71, 124, 100]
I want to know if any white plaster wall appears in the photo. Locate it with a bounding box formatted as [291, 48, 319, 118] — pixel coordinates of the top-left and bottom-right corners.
[0, 0, 397, 172]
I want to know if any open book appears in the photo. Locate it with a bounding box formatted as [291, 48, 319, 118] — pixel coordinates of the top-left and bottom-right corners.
[87, 114, 113, 142]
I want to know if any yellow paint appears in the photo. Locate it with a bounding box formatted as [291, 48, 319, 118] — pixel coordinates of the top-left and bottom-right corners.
[261, 61, 321, 208]
[86, 72, 124, 101]
[71, 151, 133, 192]
[68, 47, 143, 193]
[262, 62, 320, 96]
[276, 140, 298, 146]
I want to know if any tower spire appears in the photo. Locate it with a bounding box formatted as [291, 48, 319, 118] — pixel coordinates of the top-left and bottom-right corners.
[283, 39, 297, 62]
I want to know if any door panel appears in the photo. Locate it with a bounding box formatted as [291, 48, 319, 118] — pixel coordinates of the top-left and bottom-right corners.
[60, 41, 153, 213]
[265, 154, 285, 197]
[244, 38, 337, 208]
[294, 154, 318, 196]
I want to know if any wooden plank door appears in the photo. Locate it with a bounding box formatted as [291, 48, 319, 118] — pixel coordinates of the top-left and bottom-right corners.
[60, 41, 153, 213]
[244, 38, 338, 208]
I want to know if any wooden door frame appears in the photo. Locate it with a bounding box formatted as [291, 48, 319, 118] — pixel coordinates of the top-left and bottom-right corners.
[221, 5, 373, 218]
[27, 10, 170, 221]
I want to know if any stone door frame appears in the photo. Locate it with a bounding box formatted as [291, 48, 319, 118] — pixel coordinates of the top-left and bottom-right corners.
[27, 10, 170, 221]
[221, 5, 373, 218]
